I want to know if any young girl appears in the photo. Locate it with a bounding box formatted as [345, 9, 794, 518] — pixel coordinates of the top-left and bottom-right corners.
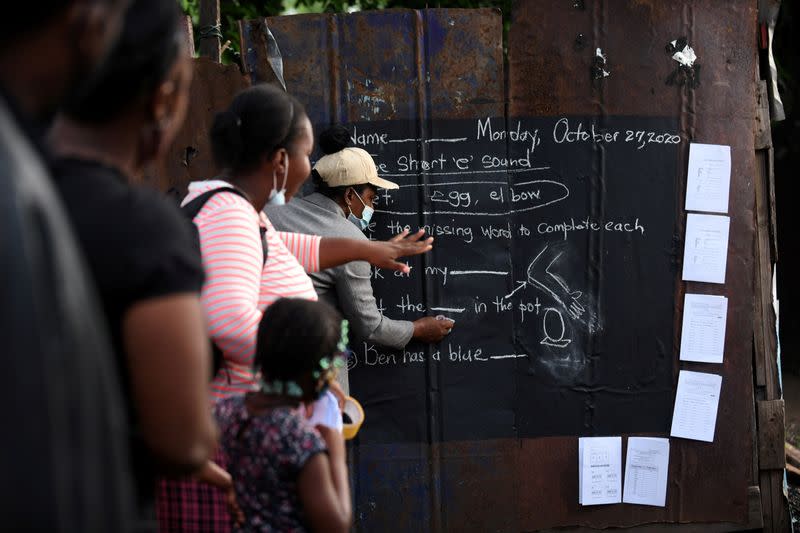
[214, 298, 352, 532]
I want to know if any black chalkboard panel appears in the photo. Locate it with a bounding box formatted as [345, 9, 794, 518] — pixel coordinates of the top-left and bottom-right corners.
[343, 116, 679, 442]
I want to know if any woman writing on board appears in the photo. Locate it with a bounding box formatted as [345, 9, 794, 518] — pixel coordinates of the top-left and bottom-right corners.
[266, 125, 454, 392]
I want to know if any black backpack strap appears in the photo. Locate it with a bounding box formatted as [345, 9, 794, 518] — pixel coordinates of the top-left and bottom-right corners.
[182, 186, 268, 384]
[181, 186, 243, 219]
[259, 226, 268, 266]
[182, 186, 268, 265]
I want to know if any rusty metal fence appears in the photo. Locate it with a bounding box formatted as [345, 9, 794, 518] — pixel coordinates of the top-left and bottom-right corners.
[151, 1, 785, 530]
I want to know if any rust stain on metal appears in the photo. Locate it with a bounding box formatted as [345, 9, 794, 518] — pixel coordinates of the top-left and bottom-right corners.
[427, 9, 504, 118]
[243, 9, 503, 124]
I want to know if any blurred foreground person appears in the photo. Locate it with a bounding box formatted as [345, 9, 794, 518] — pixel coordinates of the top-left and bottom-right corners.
[49, 0, 216, 530]
[0, 0, 136, 531]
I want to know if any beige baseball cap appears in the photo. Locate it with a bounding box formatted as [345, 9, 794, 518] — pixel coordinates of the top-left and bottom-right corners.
[314, 147, 399, 190]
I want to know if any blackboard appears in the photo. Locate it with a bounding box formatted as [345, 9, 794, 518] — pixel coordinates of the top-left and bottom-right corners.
[344, 115, 681, 442]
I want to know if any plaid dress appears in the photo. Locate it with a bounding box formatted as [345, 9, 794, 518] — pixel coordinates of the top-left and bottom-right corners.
[156, 447, 231, 533]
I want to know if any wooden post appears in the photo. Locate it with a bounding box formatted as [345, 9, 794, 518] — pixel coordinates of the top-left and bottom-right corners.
[753, 78, 790, 532]
[182, 15, 196, 57]
[198, 0, 221, 62]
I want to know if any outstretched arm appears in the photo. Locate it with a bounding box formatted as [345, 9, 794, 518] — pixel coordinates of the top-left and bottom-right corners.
[318, 229, 433, 272]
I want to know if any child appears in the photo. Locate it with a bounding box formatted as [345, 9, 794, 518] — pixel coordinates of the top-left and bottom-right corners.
[214, 298, 353, 532]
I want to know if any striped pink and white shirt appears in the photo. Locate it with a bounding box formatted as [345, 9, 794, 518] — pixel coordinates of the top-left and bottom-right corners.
[183, 180, 320, 399]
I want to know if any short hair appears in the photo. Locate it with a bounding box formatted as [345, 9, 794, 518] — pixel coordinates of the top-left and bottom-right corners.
[313, 124, 375, 199]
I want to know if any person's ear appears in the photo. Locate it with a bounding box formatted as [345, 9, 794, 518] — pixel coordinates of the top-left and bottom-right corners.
[151, 80, 175, 126]
[344, 187, 354, 206]
[154, 52, 193, 141]
[140, 76, 181, 165]
[271, 148, 289, 176]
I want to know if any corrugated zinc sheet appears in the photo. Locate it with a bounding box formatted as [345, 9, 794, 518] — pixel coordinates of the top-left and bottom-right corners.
[242, 3, 758, 530]
[242, 10, 513, 532]
[507, 0, 756, 529]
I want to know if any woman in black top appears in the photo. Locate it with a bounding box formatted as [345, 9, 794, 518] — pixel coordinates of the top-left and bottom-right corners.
[48, 0, 218, 529]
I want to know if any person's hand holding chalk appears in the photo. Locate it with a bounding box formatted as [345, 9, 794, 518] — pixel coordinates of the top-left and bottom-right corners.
[412, 315, 454, 343]
[436, 315, 456, 335]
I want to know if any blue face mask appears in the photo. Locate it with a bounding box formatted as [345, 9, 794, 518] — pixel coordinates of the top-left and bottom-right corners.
[268, 156, 288, 206]
[268, 189, 286, 206]
[347, 189, 374, 231]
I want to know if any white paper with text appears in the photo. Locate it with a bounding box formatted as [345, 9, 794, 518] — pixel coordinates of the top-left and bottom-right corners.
[682, 214, 730, 284]
[685, 143, 731, 214]
[679, 294, 728, 363]
[579, 436, 622, 506]
[623, 437, 670, 507]
[670, 371, 722, 442]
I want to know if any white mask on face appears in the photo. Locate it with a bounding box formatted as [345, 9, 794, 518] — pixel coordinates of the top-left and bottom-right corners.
[268, 153, 289, 206]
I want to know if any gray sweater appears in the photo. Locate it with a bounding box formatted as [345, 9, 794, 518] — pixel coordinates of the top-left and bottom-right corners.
[265, 193, 415, 351]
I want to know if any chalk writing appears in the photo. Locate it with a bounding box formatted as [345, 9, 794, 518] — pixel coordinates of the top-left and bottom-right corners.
[355, 341, 526, 367]
[341, 114, 678, 442]
[395, 294, 425, 314]
[397, 153, 447, 172]
[536, 217, 645, 241]
[552, 117, 681, 150]
[477, 117, 541, 152]
[430, 189, 474, 208]
[350, 126, 388, 146]
[328, 113, 684, 445]
[541, 308, 571, 348]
